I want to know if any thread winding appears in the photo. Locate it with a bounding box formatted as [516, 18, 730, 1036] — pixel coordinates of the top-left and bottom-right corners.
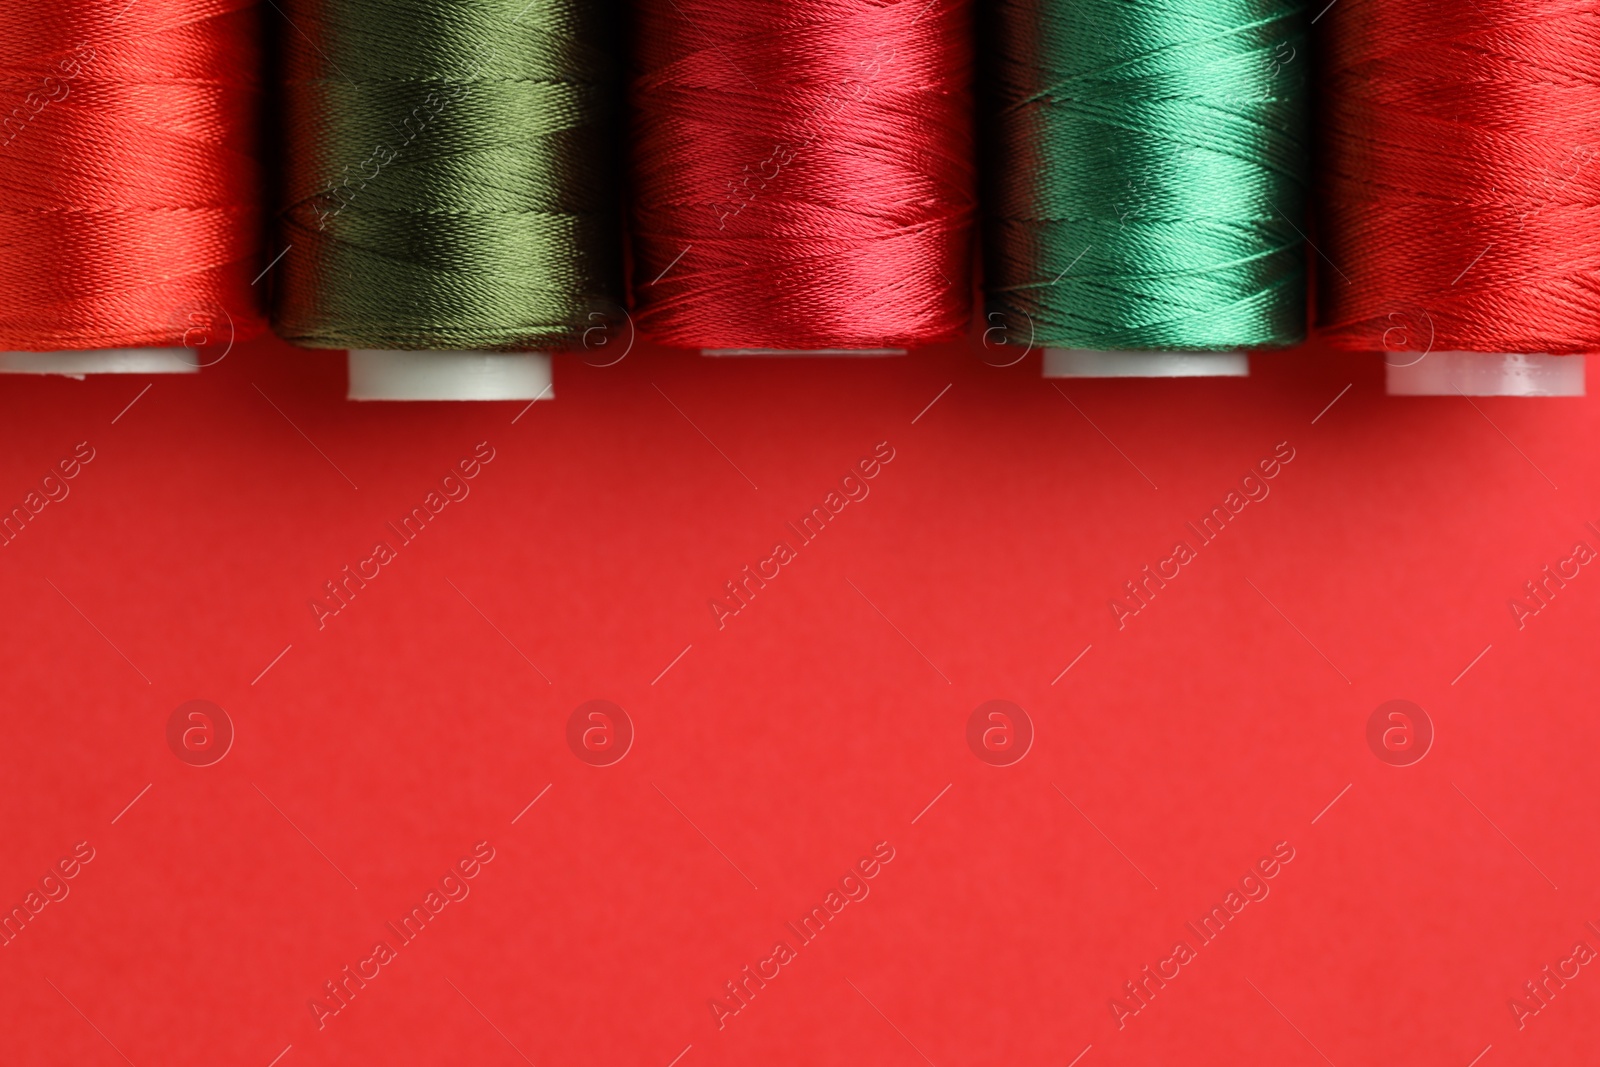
[629, 0, 977, 350]
[275, 0, 622, 351]
[1319, 0, 1600, 355]
[0, 1, 266, 351]
[983, 0, 1311, 352]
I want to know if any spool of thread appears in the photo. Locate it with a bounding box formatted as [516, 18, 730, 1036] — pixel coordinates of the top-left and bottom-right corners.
[0, 1, 266, 376]
[1319, 0, 1599, 397]
[275, 0, 623, 400]
[629, 0, 977, 355]
[982, 0, 1311, 378]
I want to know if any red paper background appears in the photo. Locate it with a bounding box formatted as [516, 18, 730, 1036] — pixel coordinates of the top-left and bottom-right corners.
[1, 332, 1596, 1067]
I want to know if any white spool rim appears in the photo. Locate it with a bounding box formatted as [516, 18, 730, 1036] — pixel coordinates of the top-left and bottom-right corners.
[346, 350, 553, 401]
[1043, 349, 1249, 379]
[1385, 352, 1585, 397]
[0, 348, 199, 377]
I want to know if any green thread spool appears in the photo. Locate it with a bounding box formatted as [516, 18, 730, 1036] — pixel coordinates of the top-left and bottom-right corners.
[275, 0, 622, 398]
[982, 0, 1311, 375]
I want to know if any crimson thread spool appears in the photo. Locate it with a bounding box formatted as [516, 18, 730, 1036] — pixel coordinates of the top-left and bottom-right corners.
[0, 1, 266, 376]
[1319, 0, 1600, 396]
[629, 0, 977, 355]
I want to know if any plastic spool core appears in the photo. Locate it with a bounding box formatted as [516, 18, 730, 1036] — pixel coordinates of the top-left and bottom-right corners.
[701, 348, 907, 357]
[1385, 352, 1585, 397]
[1042, 349, 1249, 378]
[0, 348, 199, 378]
[347, 350, 554, 401]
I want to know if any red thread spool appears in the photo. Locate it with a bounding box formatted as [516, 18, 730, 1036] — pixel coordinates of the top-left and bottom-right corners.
[1319, 0, 1600, 395]
[0, 1, 265, 368]
[629, 0, 977, 352]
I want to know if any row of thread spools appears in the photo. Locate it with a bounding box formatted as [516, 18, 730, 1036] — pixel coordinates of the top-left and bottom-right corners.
[1, 0, 1595, 399]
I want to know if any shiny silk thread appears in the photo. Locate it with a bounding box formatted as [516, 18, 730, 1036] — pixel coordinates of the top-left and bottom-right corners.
[629, 0, 977, 350]
[1319, 0, 1600, 354]
[0, 1, 266, 351]
[983, 0, 1312, 351]
[276, 0, 623, 351]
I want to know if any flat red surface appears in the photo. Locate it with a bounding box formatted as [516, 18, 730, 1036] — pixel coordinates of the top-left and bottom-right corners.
[1, 332, 1596, 1067]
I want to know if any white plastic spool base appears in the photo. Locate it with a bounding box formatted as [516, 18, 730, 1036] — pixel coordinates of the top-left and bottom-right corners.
[1042, 349, 1249, 378]
[1385, 352, 1584, 397]
[701, 348, 907, 357]
[347, 350, 553, 401]
[0, 348, 198, 378]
